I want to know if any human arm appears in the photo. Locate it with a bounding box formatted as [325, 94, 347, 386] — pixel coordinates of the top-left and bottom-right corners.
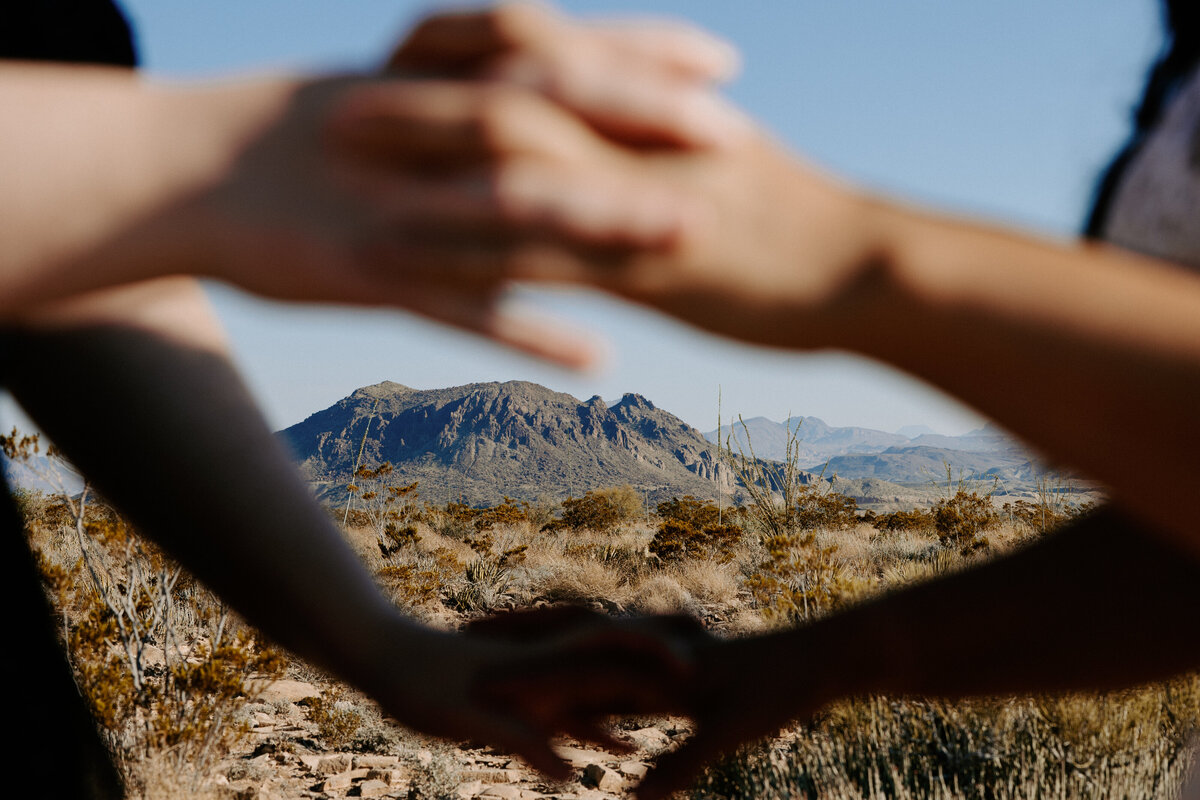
[0, 278, 694, 775]
[631, 507, 1200, 798]
[0, 2, 741, 365]
[417, 119, 1200, 557]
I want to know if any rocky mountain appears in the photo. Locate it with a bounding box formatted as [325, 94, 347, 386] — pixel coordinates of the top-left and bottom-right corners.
[281, 380, 738, 506]
[280, 380, 1085, 511]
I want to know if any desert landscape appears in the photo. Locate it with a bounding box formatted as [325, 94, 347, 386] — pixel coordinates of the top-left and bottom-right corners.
[4, 383, 1187, 800]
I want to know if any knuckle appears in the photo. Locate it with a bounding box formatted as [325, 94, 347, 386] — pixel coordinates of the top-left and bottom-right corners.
[475, 86, 534, 151]
[489, 161, 542, 221]
[487, 2, 552, 47]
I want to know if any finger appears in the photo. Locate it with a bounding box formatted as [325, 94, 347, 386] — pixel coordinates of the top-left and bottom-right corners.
[419, 287, 605, 370]
[389, 2, 563, 73]
[370, 278, 605, 370]
[560, 719, 633, 756]
[635, 731, 731, 800]
[389, 3, 737, 84]
[590, 20, 740, 83]
[373, 165, 690, 251]
[485, 52, 750, 149]
[326, 81, 601, 169]
[488, 717, 574, 782]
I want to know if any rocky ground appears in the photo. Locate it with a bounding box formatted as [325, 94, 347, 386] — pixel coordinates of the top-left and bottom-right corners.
[207, 677, 692, 800]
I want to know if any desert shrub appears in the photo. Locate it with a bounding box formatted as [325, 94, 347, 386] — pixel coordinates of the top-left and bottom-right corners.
[377, 522, 420, 557]
[11, 457, 287, 791]
[932, 489, 999, 547]
[794, 485, 859, 531]
[650, 519, 743, 565]
[376, 547, 462, 609]
[301, 688, 364, 751]
[343, 463, 419, 534]
[449, 556, 512, 614]
[873, 508, 934, 533]
[557, 485, 644, 532]
[658, 495, 723, 529]
[428, 501, 478, 540]
[472, 497, 528, 530]
[746, 531, 853, 624]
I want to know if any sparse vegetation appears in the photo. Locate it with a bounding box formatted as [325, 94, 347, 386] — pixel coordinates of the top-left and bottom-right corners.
[5, 425, 1190, 800]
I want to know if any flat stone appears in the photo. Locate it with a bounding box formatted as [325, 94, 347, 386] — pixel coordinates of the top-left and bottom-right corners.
[460, 769, 520, 783]
[366, 768, 409, 786]
[622, 728, 671, 753]
[552, 746, 615, 767]
[583, 763, 624, 793]
[455, 780, 484, 799]
[415, 749, 434, 766]
[618, 762, 649, 780]
[355, 756, 400, 769]
[356, 779, 390, 797]
[254, 679, 321, 704]
[299, 754, 323, 773]
[479, 786, 522, 799]
[322, 768, 370, 791]
[317, 754, 356, 775]
[576, 791, 619, 800]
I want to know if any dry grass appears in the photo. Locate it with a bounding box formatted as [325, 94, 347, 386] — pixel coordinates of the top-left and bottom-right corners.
[13, 466, 1197, 799]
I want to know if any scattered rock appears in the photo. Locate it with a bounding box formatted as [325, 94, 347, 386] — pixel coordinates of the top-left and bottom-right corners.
[460, 769, 520, 783]
[321, 768, 370, 791]
[553, 746, 616, 767]
[355, 755, 400, 769]
[583, 763, 624, 793]
[255, 679, 321, 704]
[455, 780, 484, 798]
[415, 749, 434, 767]
[618, 762, 649, 780]
[622, 728, 671, 753]
[479, 785, 522, 799]
[356, 778, 390, 797]
[366, 768, 408, 786]
[317, 754, 355, 775]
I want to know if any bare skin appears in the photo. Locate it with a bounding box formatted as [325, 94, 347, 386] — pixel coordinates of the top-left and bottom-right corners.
[0, 2, 741, 366]
[409, 59, 1200, 797]
[0, 2, 739, 777]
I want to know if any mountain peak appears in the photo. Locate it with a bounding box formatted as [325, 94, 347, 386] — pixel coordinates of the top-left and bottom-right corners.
[281, 380, 728, 505]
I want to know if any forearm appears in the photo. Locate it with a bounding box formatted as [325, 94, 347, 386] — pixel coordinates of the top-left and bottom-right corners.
[838, 199, 1200, 553]
[0, 281, 417, 689]
[756, 508, 1200, 707]
[0, 64, 293, 314]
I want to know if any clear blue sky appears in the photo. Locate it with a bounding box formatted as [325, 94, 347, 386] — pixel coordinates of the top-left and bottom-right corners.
[114, 2, 1165, 434]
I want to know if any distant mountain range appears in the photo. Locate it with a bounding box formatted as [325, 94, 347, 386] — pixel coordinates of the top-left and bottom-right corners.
[278, 380, 1079, 510]
[706, 417, 1038, 486]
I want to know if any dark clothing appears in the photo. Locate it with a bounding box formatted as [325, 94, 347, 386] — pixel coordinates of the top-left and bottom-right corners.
[2, 3, 137, 796]
[1, 0, 137, 67]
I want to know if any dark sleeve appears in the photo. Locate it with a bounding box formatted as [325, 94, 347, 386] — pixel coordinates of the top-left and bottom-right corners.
[0, 0, 137, 67]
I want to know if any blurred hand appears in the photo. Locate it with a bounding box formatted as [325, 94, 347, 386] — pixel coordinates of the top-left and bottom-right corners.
[365, 99, 882, 353]
[390, 2, 742, 149]
[177, 3, 746, 368]
[634, 634, 829, 799]
[365, 608, 708, 779]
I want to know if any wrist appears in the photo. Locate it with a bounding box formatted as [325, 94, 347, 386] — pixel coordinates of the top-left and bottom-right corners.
[141, 75, 302, 282]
